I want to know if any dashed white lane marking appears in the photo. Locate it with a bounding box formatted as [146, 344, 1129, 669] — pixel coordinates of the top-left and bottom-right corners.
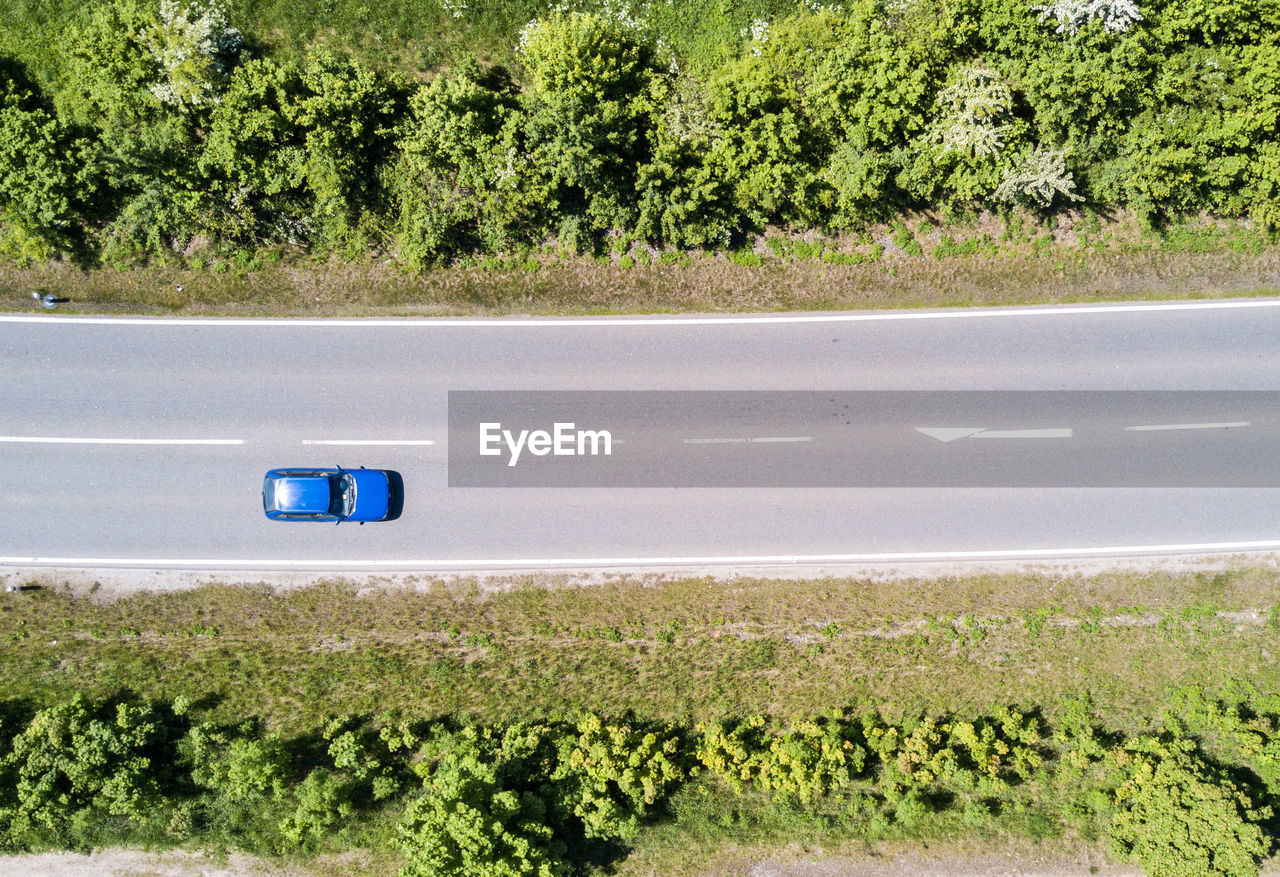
[3, 299, 1279, 327]
[4, 540, 1280, 568]
[303, 440, 436, 446]
[1125, 422, 1250, 431]
[916, 427, 1072, 442]
[683, 437, 813, 444]
[0, 436, 243, 445]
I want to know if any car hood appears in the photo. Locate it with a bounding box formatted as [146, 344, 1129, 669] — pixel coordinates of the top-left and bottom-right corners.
[347, 468, 391, 521]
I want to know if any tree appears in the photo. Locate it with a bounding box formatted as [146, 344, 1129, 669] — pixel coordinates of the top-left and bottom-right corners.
[54, 0, 218, 260]
[1109, 737, 1270, 877]
[0, 71, 78, 255]
[900, 59, 1031, 208]
[517, 10, 663, 245]
[144, 0, 243, 109]
[391, 58, 527, 266]
[696, 715, 864, 804]
[552, 714, 684, 840]
[1, 695, 165, 845]
[803, 0, 963, 222]
[397, 724, 565, 877]
[200, 47, 400, 248]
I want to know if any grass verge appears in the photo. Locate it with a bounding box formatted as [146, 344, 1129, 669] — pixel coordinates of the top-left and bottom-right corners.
[1, 563, 1278, 874]
[3, 216, 1278, 317]
[2, 564, 1275, 735]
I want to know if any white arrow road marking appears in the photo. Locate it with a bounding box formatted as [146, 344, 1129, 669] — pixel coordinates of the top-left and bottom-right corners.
[1125, 422, 1250, 431]
[915, 427, 1072, 442]
[915, 428, 986, 442]
[974, 428, 1073, 439]
[303, 439, 436, 446]
[683, 437, 813, 444]
[0, 435, 243, 445]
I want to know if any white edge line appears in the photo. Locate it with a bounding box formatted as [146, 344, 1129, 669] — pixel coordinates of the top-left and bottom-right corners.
[0, 436, 243, 445]
[6, 541, 1280, 568]
[303, 440, 436, 446]
[3, 300, 1280, 327]
[1125, 422, 1250, 431]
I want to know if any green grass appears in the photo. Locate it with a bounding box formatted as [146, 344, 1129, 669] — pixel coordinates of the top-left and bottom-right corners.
[2, 565, 1278, 736]
[0, 0, 803, 91]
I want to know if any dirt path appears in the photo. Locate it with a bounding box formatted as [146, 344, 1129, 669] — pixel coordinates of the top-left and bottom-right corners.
[0, 847, 1145, 877]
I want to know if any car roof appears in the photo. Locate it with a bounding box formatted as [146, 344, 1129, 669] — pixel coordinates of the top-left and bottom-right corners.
[270, 473, 333, 514]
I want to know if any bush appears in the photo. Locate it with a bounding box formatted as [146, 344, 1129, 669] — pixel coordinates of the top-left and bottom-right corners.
[1109, 737, 1271, 877]
[201, 47, 400, 248]
[1, 695, 167, 846]
[0, 70, 78, 253]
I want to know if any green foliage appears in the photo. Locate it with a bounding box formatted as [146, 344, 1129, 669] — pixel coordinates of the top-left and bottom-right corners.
[397, 723, 566, 877]
[805, 0, 964, 224]
[1109, 736, 1270, 877]
[145, 0, 242, 109]
[279, 769, 352, 848]
[55, 0, 205, 262]
[4, 0, 1280, 264]
[634, 72, 736, 248]
[518, 10, 664, 242]
[2, 688, 1280, 876]
[201, 47, 400, 248]
[696, 715, 864, 804]
[391, 58, 525, 266]
[0, 72, 77, 253]
[552, 714, 684, 840]
[892, 219, 923, 257]
[0, 695, 165, 846]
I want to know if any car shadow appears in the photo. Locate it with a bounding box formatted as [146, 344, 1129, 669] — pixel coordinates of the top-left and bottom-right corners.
[384, 470, 405, 522]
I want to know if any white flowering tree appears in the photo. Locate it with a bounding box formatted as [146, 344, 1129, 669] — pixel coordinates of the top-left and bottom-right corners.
[995, 147, 1081, 207]
[929, 62, 1013, 159]
[144, 0, 243, 108]
[901, 60, 1031, 208]
[1032, 0, 1142, 36]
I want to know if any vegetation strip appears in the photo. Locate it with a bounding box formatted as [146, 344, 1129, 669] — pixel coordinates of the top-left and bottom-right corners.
[1, 567, 1279, 874]
[1, 0, 1279, 313]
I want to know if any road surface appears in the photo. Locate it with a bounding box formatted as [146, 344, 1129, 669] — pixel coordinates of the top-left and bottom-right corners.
[2, 300, 1279, 571]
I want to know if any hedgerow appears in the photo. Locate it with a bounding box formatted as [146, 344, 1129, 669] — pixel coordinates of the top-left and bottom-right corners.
[0, 688, 1279, 875]
[1, 0, 1279, 268]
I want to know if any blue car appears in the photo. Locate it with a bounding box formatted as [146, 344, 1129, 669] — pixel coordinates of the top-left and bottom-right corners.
[262, 466, 392, 523]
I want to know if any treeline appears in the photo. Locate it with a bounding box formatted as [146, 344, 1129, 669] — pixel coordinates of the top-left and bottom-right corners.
[0, 0, 1278, 269]
[1, 688, 1279, 875]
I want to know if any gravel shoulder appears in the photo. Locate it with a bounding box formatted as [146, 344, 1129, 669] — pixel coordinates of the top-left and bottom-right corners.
[4, 551, 1278, 602]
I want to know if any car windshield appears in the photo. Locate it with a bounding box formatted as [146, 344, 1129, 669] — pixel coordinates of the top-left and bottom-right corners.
[329, 473, 355, 517]
[262, 477, 275, 510]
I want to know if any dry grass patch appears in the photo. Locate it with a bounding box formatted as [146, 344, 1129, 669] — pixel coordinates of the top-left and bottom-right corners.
[3, 216, 1278, 317]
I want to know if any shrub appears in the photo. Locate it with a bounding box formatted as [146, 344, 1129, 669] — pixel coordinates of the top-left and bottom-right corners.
[552, 714, 684, 840]
[1109, 737, 1270, 877]
[201, 48, 400, 248]
[1, 695, 167, 845]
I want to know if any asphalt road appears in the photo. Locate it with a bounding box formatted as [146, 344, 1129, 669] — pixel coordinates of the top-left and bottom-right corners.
[3, 300, 1280, 571]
